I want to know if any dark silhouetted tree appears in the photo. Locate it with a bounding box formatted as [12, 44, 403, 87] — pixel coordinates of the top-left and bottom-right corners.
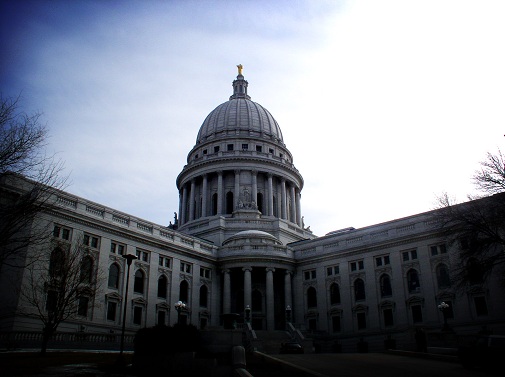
[0, 95, 66, 271]
[19, 235, 102, 354]
[435, 148, 505, 288]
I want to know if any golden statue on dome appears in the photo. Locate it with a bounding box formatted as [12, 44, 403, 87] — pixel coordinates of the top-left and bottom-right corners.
[237, 64, 243, 76]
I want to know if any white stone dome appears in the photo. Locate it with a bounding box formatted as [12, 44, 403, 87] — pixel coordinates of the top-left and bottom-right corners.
[222, 230, 283, 246]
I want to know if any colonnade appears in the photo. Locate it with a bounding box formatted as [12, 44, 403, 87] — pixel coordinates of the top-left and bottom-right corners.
[222, 267, 293, 330]
[178, 170, 302, 227]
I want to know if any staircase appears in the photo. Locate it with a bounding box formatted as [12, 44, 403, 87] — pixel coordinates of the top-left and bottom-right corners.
[254, 330, 293, 354]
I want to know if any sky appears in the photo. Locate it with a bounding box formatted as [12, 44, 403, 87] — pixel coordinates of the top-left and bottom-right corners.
[1, 0, 504, 237]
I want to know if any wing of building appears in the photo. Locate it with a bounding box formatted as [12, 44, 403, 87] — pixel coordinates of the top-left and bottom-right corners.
[1, 68, 504, 353]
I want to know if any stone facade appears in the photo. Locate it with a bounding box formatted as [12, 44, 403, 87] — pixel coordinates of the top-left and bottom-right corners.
[0, 70, 504, 352]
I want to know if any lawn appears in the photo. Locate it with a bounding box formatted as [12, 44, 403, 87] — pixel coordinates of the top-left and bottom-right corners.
[0, 351, 134, 376]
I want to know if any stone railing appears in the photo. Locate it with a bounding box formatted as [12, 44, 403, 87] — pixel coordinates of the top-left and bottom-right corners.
[0, 331, 135, 351]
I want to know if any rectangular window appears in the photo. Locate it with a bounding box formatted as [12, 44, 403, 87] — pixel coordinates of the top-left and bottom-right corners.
[411, 305, 423, 323]
[375, 255, 390, 267]
[383, 308, 394, 327]
[431, 244, 447, 256]
[332, 316, 341, 333]
[304, 269, 316, 280]
[107, 302, 117, 321]
[181, 262, 192, 274]
[357, 312, 366, 330]
[402, 249, 418, 262]
[227, 144, 234, 151]
[78, 296, 89, 317]
[53, 225, 71, 240]
[133, 306, 142, 325]
[111, 242, 125, 255]
[136, 249, 150, 263]
[241, 144, 248, 150]
[474, 296, 488, 316]
[203, 149, 207, 155]
[256, 145, 262, 152]
[200, 267, 211, 279]
[158, 310, 166, 326]
[269, 148, 274, 154]
[83, 233, 99, 249]
[46, 290, 57, 312]
[214, 146, 220, 153]
[326, 265, 339, 276]
[350, 260, 364, 272]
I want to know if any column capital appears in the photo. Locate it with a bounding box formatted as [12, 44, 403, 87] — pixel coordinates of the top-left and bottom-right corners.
[267, 172, 273, 178]
[221, 268, 230, 274]
[217, 170, 223, 176]
[242, 266, 252, 272]
[234, 169, 241, 175]
[251, 169, 258, 176]
[285, 270, 293, 276]
[265, 267, 275, 273]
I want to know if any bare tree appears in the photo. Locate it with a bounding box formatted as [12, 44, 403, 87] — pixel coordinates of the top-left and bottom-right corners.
[0, 95, 66, 271]
[435, 148, 505, 288]
[19, 235, 102, 354]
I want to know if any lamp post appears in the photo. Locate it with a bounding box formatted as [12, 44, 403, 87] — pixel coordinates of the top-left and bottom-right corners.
[245, 305, 251, 324]
[175, 300, 186, 324]
[438, 301, 450, 331]
[285, 305, 292, 323]
[118, 254, 137, 363]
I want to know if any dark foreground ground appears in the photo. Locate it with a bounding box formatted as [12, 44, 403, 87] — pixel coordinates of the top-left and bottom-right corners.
[0, 350, 500, 377]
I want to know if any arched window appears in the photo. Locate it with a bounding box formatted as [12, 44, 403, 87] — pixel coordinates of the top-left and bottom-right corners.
[354, 278, 365, 301]
[307, 286, 317, 308]
[211, 193, 218, 215]
[380, 274, 392, 297]
[80, 256, 93, 284]
[226, 191, 234, 214]
[407, 269, 420, 293]
[49, 247, 65, 277]
[436, 264, 451, 289]
[257, 193, 264, 214]
[134, 270, 145, 294]
[158, 275, 168, 298]
[179, 280, 189, 303]
[199, 285, 208, 307]
[252, 290, 262, 311]
[108, 263, 120, 289]
[330, 283, 340, 305]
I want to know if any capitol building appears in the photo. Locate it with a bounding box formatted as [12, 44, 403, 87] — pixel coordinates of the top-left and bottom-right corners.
[1, 67, 504, 352]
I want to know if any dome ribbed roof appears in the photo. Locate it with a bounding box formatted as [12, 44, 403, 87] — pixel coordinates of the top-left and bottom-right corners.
[195, 67, 284, 145]
[196, 99, 284, 144]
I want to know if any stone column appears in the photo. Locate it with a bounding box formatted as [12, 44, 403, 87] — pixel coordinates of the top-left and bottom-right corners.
[281, 179, 287, 220]
[290, 184, 296, 223]
[189, 179, 196, 221]
[295, 189, 302, 226]
[234, 170, 240, 209]
[243, 267, 252, 309]
[266, 267, 275, 330]
[201, 174, 208, 217]
[217, 171, 223, 215]
[284, 270, 292, 309]
[251, 170, 258, 205]
[267, 174, 274, 216]
[181, 185, 188, 225]
[178, 190, 183, 226]
[223, 269, 231, 314]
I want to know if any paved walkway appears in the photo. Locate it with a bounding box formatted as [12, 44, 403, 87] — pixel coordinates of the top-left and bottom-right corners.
[267, 352, 492, 377]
